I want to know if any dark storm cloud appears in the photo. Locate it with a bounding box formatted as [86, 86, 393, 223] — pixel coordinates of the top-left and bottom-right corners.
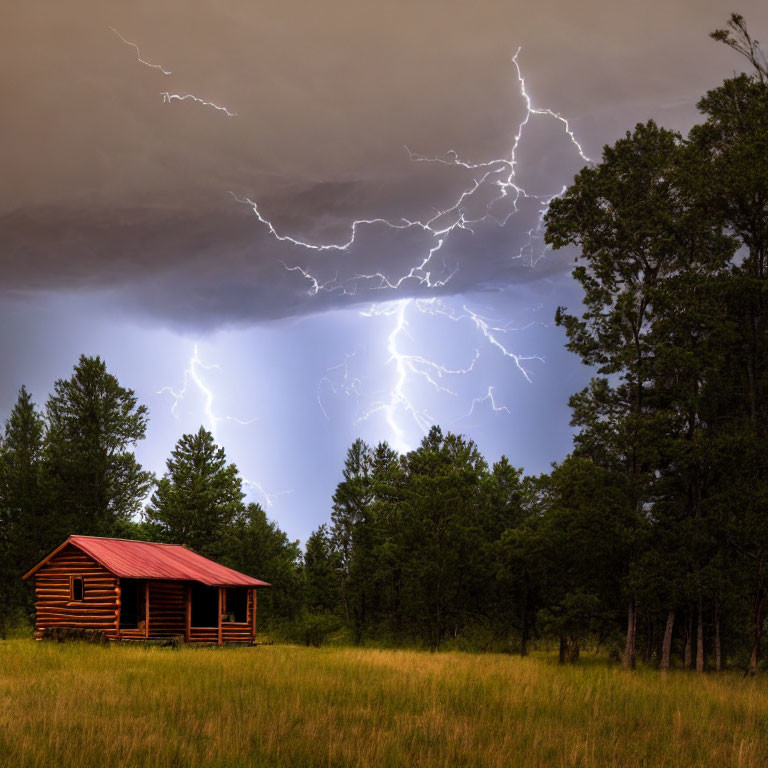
[2, 0, 766, 326]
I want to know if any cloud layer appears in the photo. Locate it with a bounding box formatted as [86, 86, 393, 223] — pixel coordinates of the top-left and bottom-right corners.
[2, 0, 764, 325]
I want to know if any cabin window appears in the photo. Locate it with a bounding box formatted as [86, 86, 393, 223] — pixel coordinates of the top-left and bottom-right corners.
[119, 579, 146, 629]
[226, 588, 248, 623]
[190, 584, 219, 627]
[71, 577, 84, 602]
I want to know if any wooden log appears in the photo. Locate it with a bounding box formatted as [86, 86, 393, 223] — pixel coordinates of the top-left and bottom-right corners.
[38, 619, 116, 626]
[217, 588, 223, 647]
[36, 601, 117, 609]
[37, 606, 116, 615]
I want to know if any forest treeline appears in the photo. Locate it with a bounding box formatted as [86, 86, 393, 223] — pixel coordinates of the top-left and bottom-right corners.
[1, 15, 767, 671]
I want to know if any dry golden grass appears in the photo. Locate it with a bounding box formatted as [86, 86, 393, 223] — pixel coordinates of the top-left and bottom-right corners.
[1, 639, 767, 767]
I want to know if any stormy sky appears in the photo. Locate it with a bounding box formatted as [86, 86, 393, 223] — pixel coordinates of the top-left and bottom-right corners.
[2, 1, 766, 543]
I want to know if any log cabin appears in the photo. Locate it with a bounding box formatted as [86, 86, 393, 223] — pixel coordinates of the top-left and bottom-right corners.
[22, 535, 270, 645]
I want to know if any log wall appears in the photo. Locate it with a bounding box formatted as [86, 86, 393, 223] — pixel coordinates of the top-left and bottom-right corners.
[189, 627, 219, 643]
[220, 589, 256, 644]
[33, 544, 118, 640]
[147, 581, 186, 638]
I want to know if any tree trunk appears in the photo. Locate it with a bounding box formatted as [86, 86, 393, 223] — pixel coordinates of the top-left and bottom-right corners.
[714, 601, 722, 672]
[696, 596, 705, 673]
[660, 609, 675, 671]
[749, 592, 765, 676]
[623, 599, 636, 669]
[684, 611, 692, 670]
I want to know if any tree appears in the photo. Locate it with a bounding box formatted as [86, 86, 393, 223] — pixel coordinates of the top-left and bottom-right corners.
[491, 461, 540, 654]
[545, 120, 733, 667]
[397, 427, 489, 650]
[44, 356, 151, 538]
[145, 426, 244, 560]
[0, 387, 47, 627]
[330, 438, 374, 630]
[533, 457, 636, 663]
[303, 524, 341, 614]
[711, 13, 767, 82]
[689, 18, 768, 674]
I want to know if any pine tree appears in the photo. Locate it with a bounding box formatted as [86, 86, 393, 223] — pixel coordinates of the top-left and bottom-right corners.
[145, 427, 244, 559]
[0, 387, 47, 631]
[303, 524, 341, 614]
[44, 355, 151, 537]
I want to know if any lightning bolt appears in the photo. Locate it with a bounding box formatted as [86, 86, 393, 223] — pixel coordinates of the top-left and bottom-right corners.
[126, 38, 584, 452]
[108, 26, 237, 117]
[158, 345, 288, 509]
[233, 47, 590, 296]
[158, 344, 220, 434]
[108, 26, 172, 75]
[427, 302, 543, 384]
[158, 344, 260, 437]
[464, 386, 511, 418]
[317, 350, 363, 420]
[325, 298, 537, 452]
[356, 300, 443, 453]
[161, 92, 237, 118]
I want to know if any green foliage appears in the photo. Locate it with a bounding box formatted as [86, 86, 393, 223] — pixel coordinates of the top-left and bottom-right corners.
[304, 524, 341, 614]
[44, 355, 152, 537]
[0, 387, 46, 632]
[145, 426, 244, 560]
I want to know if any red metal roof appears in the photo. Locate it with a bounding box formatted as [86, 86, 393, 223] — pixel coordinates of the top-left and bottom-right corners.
[63, 536, 270, 587]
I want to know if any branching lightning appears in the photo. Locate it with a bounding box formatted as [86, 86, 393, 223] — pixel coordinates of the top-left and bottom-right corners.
[426, 301, 543, 384]
[350, 299, 484, 452]
[109, 26, 172, 75]
[161, 92, 237, 118]
[111, 32, 588, 453]
[317, 351, 363, 420]
[108, 26, 237, 117]
[242, 48, 583, 449]
[158, 344, 220, 433]
[233, 47, 590, 296]
[320, 298, 541, 452]
[158, 345, 290, 509]
[464, 387, 511, 418]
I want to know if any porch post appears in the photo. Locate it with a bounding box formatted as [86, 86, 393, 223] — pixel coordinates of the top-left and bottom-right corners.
[217, 588, 224, 646]
[251, 589, 257, 642]
[115, 578, 121, 641]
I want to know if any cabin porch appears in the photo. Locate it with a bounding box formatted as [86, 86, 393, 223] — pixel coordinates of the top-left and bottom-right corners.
[117, 579, 257, 645]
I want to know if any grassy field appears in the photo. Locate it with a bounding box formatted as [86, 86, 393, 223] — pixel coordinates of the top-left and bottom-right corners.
[1, 640, 767, 767]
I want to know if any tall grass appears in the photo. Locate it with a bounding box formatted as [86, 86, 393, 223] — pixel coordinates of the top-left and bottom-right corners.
[0, 640, 767, 767]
